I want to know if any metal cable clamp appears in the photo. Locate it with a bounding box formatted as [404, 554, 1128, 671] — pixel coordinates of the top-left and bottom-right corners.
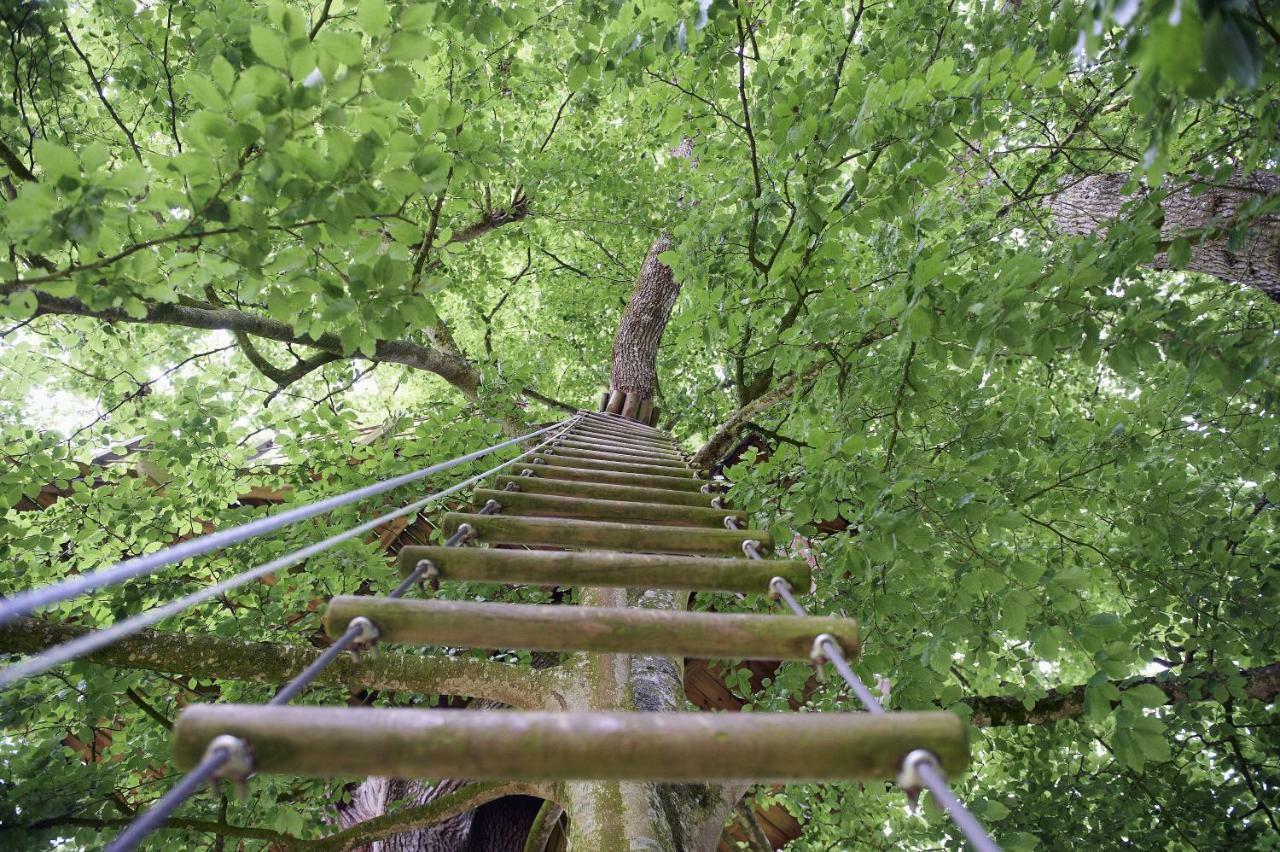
[204, 735, 254, 797]
[414, 558, 441, 592]
[897, 749, 941, 805]
[767, 576, 790, 601]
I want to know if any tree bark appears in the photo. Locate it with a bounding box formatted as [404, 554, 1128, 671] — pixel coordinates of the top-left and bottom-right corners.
[1047, 170, 1280, 302]
[607, 235, 681, 417]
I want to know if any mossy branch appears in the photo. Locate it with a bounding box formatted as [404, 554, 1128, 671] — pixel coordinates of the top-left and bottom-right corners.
[0, 617, 552, 709]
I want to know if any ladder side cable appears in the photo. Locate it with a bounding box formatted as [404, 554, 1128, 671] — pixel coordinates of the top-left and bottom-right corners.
[101, 421, 583, 852]
[0, 417, 582, 688]
[728, 518, 1000, 852]
[0, 418, 577, 627]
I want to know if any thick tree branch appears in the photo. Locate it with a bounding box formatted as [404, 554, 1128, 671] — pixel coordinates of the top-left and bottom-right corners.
[0, 617, 552, 710]
[692, 361, 832, 467]
[310, 782, 538, 852]
[967, 662, 1280, 727]
[27, 293, 484, 397]
[234, 333, 341, 402]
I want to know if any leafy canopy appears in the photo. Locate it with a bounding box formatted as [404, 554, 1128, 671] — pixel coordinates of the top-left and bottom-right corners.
[1, 0, 1278, 849]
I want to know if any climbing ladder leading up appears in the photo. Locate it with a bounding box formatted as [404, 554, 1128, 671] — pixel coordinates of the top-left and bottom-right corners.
[171, 413, 970, 789]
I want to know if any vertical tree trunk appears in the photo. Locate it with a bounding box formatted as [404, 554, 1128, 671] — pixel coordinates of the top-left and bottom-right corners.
[552, 586, 743, 850]
[1047, 170, 1280, 302]
[607, 235, 682, 419]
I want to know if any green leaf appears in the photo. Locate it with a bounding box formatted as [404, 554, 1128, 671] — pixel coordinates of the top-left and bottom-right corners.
[1122, 683, 1169, 708]
[33, 140, 79, 178]
[250, 25, 288, 68]
[357, 0, 390, 35]
[372, 66, 416, 100]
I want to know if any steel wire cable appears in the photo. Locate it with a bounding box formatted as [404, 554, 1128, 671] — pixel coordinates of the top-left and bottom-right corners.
[725, 516, 1000, 852]
[0, 417, 582, 688]
[102, 438, 558, 852]
[0, 419, 573, 627]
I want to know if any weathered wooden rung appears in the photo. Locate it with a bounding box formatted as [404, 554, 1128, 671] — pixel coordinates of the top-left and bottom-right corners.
[568, 424, 676, 449]
[442, 512, 766, 556]
[584, 412, 669, 438]
[517, 464, 713, 493]
[547, 444, 687, 467]
[173, 707, 967, 782]
[396, 546, 809, 593]
[563, 433, 680, 456]
[554, 437, 686, 461]
[324, 596, 855, 660]
[493, 475, 717, 508]
[531, 453, 696, 478]
[472, 488, 743, 528]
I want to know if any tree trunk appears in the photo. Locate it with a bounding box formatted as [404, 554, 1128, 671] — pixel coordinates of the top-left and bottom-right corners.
[606, 236, 681, 419]
[1047, 170, 1280, 302]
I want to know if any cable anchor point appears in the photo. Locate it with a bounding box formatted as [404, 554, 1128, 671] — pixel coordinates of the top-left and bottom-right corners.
[204, 735, 254, 798]
[897, 749, 942, 810]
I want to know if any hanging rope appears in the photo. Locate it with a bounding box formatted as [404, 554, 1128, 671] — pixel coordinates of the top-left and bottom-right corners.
[0, 417, 582, 688]
[725, 517, 1000, 852]
[101, 427, 581, 852]
[0, 419, 572, 628]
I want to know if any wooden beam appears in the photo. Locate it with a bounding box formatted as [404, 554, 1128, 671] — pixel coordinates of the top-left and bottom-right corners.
[514, 465, 713, 493]
[323, 596, 853, 660]
[472, 488, 744, 527]
[492, 475, 717, 508]
[566, 426, 677, 451]
[396, 546, 810, 593]
[531, 453, 696, 478]
[173, 707, 967, 781]
[441, 513, 766, 555]
[551, 439, 686, 461]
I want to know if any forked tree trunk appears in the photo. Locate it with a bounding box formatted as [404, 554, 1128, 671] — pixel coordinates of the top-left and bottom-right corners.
[606, 235, 682, 419]
[1048, 170, 1280, 302]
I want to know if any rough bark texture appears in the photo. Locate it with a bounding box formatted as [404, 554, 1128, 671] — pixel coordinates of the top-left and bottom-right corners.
[1048, 170, 1280, 302]
[609, 235, 680, 406]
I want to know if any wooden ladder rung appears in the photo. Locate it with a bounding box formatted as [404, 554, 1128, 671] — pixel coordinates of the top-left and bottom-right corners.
[568, 426, 676, 450]
[531, 453, 696, 478]
[173, 706, 968, 782]
[323, 596, 854, 660]
[555, 438, 686, 461]
[473, 488, 744, 527]
[396, 546, 810, 593]
[515, 465, 712, 493]
[492, 475, 718, 508]
[546, 446, 689, 468]
[442, 512, 765, 555]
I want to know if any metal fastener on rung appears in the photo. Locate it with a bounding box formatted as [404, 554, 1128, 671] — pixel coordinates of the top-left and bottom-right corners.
[768, 576, 788, 601]
[711, 495, 725, 509]
[347, 616, 380, 646]
[521, 468, 535, 476]
[206, 734, 254, 793]
[810, 632, 839, 665]
[414, 558, 441, 592]
[742, 539, 762, 558]
[897, 748, 940, 794]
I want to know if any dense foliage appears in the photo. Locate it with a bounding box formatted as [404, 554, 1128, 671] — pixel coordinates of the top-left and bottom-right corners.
[1, 0, 1277, 849]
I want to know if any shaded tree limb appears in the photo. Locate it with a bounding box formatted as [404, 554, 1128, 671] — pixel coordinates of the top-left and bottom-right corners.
[0, 617, 552, 710]
[967, 661, 1280, 727]
[309, 782, 537, 852]
[234, 333, 341, 403]
[692, 361, 832, 468]
[27, 292, 485, 397]
[1048, 170, 1280, 302]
